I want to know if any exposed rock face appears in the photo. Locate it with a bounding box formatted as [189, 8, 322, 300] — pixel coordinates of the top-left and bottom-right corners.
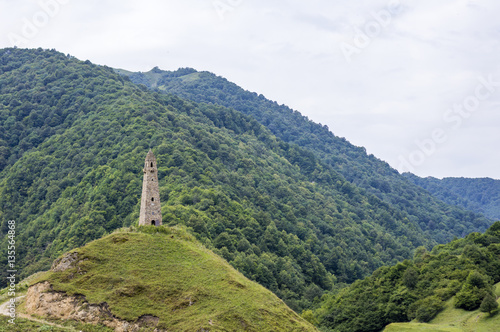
[26, 281, 162, 332]
[51, 252, 79, 272]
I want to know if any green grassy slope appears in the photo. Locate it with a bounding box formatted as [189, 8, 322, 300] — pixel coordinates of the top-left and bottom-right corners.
[33, 226, 317, 331]
[384, 322, 462, 332]
[0, 316, 112, 332]
[384, 283, 500, 332]
[404, 174, 500, 221]
[119, 68, 492, 244]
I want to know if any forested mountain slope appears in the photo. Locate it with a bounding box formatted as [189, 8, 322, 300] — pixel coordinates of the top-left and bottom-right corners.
[118, 67, 492, 243]
[313, 221, 500, 332]
[404, 173, 500, 221]
[0, 48, 440, 312]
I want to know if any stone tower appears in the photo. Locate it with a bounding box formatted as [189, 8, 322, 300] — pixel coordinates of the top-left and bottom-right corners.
[139, 149, 162, 226]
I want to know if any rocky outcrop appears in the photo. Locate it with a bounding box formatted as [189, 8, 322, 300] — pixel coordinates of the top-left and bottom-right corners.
[26, 281, 162, 332]
[50, 252, 80, 272]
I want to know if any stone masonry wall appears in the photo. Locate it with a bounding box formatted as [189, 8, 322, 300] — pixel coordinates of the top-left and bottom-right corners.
[139, 150, 162, 226]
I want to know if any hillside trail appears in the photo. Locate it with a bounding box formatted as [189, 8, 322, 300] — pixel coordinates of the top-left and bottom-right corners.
[0, 295, 24, 316]
[0, 296, 75, 330]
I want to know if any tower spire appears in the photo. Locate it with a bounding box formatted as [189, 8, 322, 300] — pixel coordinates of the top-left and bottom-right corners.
[139, 150, 162, 226]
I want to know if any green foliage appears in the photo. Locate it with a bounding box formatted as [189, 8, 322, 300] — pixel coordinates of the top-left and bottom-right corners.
[480, 293, 498, 314]
[455, 271, 492, 311]
[385, 284, 500, 331]
[404, 173, 500, 221]
[413, 296, 444, 322]
[403, 267, 419, 289]
[315, 222, 500, 331]
[122, 67, 492, 245]
[33, 228, 317, 331]
[301, 309, 319, 326]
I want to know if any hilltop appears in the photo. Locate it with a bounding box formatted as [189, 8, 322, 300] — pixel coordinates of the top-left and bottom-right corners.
[24, 226, 317, 331]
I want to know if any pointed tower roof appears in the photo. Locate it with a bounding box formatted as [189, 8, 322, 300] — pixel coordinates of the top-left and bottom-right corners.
[145, 149, 156, 160]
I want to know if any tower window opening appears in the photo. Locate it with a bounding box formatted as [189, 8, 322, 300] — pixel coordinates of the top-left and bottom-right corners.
[151, 220, 156, 226]
[151, 197, 154, 201]
[151, 162, 153, 167]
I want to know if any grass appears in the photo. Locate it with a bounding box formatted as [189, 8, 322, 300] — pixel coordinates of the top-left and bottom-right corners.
[31, 226, 316, 331]
[383, 283, 500, 332]
[113, 68, 133, 75]
[157, 72, 201, 92]
[0, 314, 113, 332]
[0, 315, 69, 332]
[0, 271, 46, 304]
[178, 72, 201, 82]
[384, 323, 462, 332]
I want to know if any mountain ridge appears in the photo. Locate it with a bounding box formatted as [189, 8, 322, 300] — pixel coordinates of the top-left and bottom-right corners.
[404, 173, 500, 221]
[118, 66, 492, 242]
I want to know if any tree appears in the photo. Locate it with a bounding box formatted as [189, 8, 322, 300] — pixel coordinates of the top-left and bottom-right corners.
[214, 232, 234, 251]
[415, 296, 444, 322]
[403, 267, 418, 289]
[301, 310, 318, 326]
[480, 293, 498, 315]
[455, 271, 491, 311]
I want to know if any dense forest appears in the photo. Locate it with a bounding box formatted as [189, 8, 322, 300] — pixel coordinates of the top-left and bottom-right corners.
[119, 67, 492, 244]
[0, 48, 493, 316]
[312, 221, 500, 332]
[404, 173, 500, 221]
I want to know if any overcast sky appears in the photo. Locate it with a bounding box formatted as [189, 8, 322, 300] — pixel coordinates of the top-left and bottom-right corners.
[1, 0, 499, 179]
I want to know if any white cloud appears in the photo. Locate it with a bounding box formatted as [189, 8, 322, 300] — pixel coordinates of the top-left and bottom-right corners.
[0, 0, 499, 178]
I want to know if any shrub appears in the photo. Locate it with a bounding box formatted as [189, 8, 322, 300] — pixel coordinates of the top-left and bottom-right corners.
[455, 271, 491, 311]
[415, 296, 444, 322]
[480, 293, 499, 314]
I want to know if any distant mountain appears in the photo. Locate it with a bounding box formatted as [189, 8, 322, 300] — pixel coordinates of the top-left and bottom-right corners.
[118, 67, 492, 243]
[403, 174, 500, 221]
[25, 226, 317, 331]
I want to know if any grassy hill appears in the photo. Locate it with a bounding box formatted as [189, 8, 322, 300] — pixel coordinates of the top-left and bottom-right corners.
[384, 283, 500, 332]
[28, 226, 317, 331]
[403, 174, 500, 221]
